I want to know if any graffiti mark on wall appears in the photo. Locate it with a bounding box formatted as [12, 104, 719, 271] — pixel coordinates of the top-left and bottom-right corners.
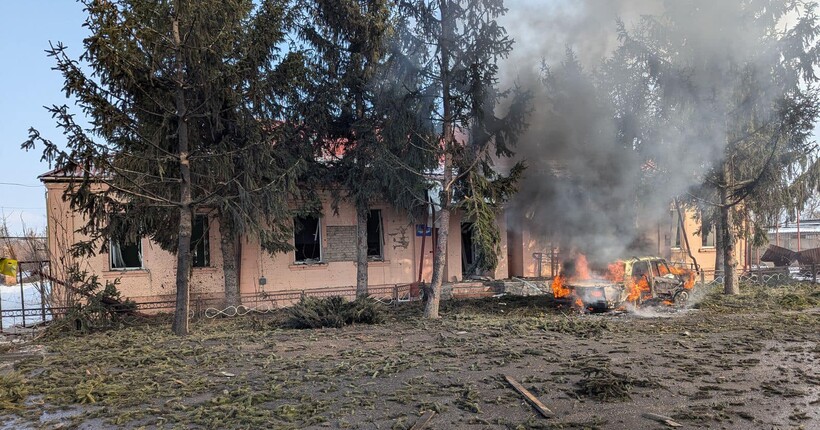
[389, 226, 409, 250]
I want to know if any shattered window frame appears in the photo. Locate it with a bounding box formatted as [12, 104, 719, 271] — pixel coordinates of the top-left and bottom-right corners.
[673, 214, 682, 249]
[293, 215, 322, 264]
[191, 214, 210, 268]
[109, 231, 143, 271]
[701, 227, 715, 248]
[366, 209, 384, 261]
[632, 260, 650, 280]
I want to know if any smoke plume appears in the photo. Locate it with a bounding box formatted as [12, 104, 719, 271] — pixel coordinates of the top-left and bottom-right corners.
[498, 0, 798, 265]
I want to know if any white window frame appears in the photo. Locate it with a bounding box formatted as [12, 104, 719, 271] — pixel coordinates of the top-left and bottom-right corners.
[110, 237, 143, 270]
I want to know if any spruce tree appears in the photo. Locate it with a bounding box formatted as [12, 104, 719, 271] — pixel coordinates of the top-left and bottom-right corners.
[398, 0, 530, 318]
[24, 0, 307, 334]
[298, 0, 435, 297]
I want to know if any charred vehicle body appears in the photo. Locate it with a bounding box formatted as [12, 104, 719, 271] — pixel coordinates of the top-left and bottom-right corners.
[552, 256, 695, 311]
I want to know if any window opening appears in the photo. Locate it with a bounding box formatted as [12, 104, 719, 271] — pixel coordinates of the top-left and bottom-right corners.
[110, 217, 142, 270]
[191, 215, 210, 267]
[294, 216, 321, 263]
[367, 210, 383, 260]
[674, 215, 682, 248]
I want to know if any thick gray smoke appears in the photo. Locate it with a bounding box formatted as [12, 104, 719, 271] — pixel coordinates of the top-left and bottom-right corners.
[498, 0, 797, 265]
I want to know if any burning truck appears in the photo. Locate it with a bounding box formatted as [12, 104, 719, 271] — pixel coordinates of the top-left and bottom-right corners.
[552, 255, 695, 311]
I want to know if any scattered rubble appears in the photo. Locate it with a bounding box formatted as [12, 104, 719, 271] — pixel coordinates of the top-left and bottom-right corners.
[0, 280, 816, 428]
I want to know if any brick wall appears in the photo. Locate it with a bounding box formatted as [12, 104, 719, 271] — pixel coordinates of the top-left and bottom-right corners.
[325, 225, 357, 262]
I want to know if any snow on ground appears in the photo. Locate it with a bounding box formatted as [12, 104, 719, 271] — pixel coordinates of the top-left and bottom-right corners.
[1, 282, 51, 329]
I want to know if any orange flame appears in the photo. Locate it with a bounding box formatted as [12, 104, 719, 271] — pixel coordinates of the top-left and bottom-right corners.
[551, 274, 572, 298]
[668, 265, 695, 290]
[605, 261, 625, 282]
[626, 275, 650, 303]
[551, 253, 591, 303]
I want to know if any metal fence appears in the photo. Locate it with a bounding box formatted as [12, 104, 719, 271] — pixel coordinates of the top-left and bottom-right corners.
[0, 260, 53, 332]
[133, 283, 420, 316]
[0, 281, 421, 331]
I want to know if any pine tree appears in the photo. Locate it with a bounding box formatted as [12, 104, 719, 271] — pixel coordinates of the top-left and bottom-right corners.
[398, 0, 530, 318]
[23, 0, 307, 334]
[298, 0, 436, 298]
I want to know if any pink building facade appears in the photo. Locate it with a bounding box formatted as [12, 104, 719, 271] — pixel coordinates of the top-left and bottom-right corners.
[42, 171, 530, 304]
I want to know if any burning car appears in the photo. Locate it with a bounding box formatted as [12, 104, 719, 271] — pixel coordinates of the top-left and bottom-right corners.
[552, 255, 695, 311]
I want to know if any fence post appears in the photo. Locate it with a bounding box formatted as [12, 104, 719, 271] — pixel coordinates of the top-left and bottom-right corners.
[393, 285, 398, 302]
[19, 264, 25, 328]
[813, 264, 816, 285]
[39, 262, 46, 323]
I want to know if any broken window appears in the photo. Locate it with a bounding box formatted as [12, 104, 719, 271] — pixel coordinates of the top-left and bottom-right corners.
[294, 215, 321, 263]
[191, 215, 210, 267]
[110, 219, 142, 270]
[673, 214, 682, 248]
[701, 227, 715, 248]
[367, 210, 383, 260]
[632, 261, 650, 280]
[461, 222, 478, 275]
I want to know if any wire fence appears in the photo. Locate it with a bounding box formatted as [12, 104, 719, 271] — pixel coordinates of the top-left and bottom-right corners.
[3, 261, 813, 332]
[0, 279, 422, 331]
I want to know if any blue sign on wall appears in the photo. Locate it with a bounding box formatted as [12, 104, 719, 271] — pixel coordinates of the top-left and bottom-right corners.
[416, 224, 432, 237]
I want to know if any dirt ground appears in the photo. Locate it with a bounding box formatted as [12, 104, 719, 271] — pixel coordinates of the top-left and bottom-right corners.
[0, 282, 818, 430]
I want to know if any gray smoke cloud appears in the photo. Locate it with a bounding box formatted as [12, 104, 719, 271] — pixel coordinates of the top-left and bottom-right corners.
[497, 0, 798, 266]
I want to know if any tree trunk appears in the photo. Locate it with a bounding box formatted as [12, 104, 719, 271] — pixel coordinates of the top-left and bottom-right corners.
[171, 3, 192, 336]
[425, 190, 450, 319]
[719, 166, 738, 295]
[221, 229, 240, 307]
[714, 208, 724, 281]
[424, 0, 454, 320]
[356, 204, 369, 298]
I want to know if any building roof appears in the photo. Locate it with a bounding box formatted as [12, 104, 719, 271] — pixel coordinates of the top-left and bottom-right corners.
[769, 219, 820, 235]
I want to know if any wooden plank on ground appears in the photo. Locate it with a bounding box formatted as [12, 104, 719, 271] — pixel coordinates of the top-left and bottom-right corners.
[504, 374, 555, 418]
[409, 411, 435, 430]
[641, 412, 683, 428]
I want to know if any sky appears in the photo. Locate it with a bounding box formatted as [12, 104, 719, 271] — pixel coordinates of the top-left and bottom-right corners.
[0, 0, 815, 237]
[0, 1, 89, 235]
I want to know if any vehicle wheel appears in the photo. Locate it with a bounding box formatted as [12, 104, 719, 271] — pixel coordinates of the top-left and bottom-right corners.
[673, 290, 690, 306]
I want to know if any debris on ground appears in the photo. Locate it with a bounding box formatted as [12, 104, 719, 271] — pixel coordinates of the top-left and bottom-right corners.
[0, 281, 816, 428]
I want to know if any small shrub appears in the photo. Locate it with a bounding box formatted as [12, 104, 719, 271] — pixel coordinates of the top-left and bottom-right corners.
[45, 269, 136, 336]
[285, 296, 384, 329]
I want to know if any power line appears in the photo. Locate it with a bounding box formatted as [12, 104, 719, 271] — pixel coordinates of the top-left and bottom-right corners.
[0, 182, 41, 188]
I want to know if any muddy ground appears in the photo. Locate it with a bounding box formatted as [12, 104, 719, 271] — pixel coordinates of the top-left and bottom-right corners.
[0, 282, 818, 430]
